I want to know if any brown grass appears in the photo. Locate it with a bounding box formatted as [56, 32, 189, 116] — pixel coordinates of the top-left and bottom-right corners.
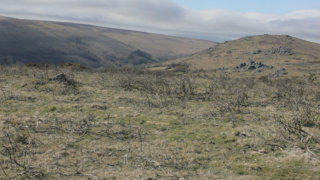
[0, 64, 319, 179]
[166, 35, 320, 73]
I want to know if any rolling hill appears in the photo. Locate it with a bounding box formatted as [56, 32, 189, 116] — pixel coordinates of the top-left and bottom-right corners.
[0, 15, 216, 67]
[167, 34, 320, 73]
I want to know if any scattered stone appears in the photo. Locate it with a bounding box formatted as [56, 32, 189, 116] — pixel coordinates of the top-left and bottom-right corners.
[266, 46, 294, 55]
[234, 60, 273, 72]
[51, 73, 68, 83]
[251, 47, 294, 56]
[272, 68, 288, 77]
[235, 131, 247, 137]
[50, 73, 76, 86]
[251, 49, 262, 55]
[248, 65, 256, 70]
[239, 63, 247, 68]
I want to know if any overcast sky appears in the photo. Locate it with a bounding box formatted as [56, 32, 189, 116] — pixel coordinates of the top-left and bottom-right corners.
[0, 0, 320, 42]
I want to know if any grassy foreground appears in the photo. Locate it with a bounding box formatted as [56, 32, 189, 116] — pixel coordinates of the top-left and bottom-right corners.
[0, 65, 320, 179]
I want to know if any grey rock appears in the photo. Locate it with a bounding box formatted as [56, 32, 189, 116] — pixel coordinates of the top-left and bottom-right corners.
[50, 73, 76, 86]
[251, 49, 262, 54]
[51, 73, 68, 83]
[266, 46, 294, 55]
[272, 68, 288, 77]
[234, 60, 273, 72]
[248, 65, 256, 70]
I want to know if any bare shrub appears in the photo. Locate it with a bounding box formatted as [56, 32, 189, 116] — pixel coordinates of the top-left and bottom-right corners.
[0, 125, 45, 179]
[118, 73, 196, 107]
[274, 104, 320, 155]
[274, 78, 307, 109]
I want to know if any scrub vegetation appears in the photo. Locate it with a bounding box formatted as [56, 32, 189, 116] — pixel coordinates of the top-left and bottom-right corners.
[0, 64, 319, 179]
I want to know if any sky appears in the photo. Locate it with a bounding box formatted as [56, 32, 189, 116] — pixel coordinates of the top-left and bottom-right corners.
[0, 0, 320, 42]
[174, 0, 320, 14]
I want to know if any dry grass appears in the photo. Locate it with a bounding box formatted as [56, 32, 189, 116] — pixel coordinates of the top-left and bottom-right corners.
[167, 35, 320, 73]
[0, 64, 320, 179]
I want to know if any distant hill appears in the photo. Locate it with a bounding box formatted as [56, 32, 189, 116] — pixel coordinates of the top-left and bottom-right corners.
[0, 16, 216, 67]
[167, 35, 320, 73]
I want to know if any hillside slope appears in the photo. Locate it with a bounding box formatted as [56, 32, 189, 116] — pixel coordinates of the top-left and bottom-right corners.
[168, 35, 320, 73]
[0, 16, 216, 67]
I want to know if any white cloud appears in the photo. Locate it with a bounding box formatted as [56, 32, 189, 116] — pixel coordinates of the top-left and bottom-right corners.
[0, 0, 319, 42]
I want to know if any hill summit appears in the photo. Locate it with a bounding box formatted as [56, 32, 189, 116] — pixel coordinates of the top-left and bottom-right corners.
[169, 34, 320, 73]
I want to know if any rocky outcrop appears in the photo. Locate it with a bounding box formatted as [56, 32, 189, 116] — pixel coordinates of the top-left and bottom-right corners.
[266, 46, 294, 55]
[251, 46, 294, 56]
[272, 68, 288, 77]
[234, 60, 274, 72]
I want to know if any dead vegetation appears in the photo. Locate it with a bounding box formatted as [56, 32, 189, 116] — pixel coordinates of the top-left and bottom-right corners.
[0, 64, 320, 179]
